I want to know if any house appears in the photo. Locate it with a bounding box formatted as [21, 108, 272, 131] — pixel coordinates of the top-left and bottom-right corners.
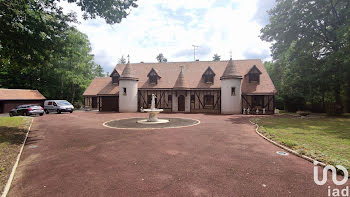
[83, 59, 276, 114]
[0, 88, 46, 113]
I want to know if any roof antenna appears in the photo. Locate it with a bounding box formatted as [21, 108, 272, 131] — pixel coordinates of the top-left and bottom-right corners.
[229, 50, 232, 60]
[127, 54, 130, 63]
[192, 45, 200, 61]
[180, 65, 184, 73]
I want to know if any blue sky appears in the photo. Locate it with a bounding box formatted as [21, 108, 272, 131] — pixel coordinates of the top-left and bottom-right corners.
[60, 0, 276, 73]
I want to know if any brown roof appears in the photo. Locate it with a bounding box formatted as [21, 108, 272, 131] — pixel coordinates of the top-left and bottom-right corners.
[0, 88, 46, 100]
[173, 67, 188, 89]
[85, 59, 276, 95]
[120, 62, 138, 81]
[83, 77, 119, 96]
[220, 58, 242, 79]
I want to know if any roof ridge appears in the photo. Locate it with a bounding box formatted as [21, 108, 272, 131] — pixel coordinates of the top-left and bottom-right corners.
[114, 59, 262, 65]
[0, 88, 39, 91]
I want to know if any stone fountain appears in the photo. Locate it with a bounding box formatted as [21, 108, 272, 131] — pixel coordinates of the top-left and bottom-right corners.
[137, 94, 169, 124]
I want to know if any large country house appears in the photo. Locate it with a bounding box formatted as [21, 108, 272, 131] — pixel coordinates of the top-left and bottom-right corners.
[83, 59, 276, 114]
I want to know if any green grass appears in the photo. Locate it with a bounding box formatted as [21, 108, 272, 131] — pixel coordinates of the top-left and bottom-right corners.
[252, 115, 350, 170]
[0, 116, 32, 193]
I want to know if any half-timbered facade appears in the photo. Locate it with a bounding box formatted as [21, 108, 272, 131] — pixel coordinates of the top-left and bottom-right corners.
[83, 59, 276, 114]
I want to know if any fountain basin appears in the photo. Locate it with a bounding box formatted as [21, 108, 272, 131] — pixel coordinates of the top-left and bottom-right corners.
[137, 108, 169, 124]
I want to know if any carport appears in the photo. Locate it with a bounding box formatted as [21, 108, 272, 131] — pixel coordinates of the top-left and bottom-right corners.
[0, 88, 46, 113]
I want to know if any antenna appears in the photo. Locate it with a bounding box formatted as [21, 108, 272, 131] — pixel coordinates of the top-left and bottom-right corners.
[229, 50, 232, 59]
[192, 45, 200, 61]
[127, 54, 130, 63]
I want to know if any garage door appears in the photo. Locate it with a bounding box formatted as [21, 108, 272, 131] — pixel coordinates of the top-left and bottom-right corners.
[101, 96, 118, 112]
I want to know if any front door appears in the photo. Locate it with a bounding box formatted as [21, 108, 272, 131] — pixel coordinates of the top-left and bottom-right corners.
[178, 95, 185, 112]
[92, 97, 97, 108]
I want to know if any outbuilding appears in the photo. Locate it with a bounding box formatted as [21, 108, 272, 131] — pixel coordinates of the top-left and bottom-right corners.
[0, 88, 46, 113]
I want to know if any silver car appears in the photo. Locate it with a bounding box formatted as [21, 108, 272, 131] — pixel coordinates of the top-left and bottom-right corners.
[44, 100, 74, 114]
[9, 104, 44, 117]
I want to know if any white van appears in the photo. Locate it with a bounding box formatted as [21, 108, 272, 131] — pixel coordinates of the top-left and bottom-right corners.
[44, 100, 74, 114]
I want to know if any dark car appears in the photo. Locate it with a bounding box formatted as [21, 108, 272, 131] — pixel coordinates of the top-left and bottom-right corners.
[9, 104, 44, 117]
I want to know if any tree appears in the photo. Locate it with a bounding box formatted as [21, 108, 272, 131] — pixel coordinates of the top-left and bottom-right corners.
[212, 54, 221, 61]
[156, 53, 167, 62]
[260, 0, 350, 114]
[118, 55, 127, 64]
[0, 0, 137, 82]
[93, 64, 105, 77]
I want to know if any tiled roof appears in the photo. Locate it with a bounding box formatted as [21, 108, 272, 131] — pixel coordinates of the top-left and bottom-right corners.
[84, 59, 276, 95]
[0, 88, 46, 100]
[220, 58, 242, 79]
[173, 67, 188, 89]
[120, 62, 138, 80]
[83, 77, 119, 96]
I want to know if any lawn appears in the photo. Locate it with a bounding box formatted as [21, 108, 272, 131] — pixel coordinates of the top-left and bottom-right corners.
[0, 116, 32, 193]
[253, 114, 350, 170]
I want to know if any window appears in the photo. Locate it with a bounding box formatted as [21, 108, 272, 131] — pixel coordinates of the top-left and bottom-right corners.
[231, 87, 236, 96]
[252, 96, 264, 107]
[123, 88, 127, 95]
[149, 76, 158, 84]
[249, 73, 259, 82]
[248, 65, 261, 83]
[191, 95, 195, 103]
[168, 95, 172, 102]
[53, 102, 57, 106]
[48, 102, 52, 105]
[202, 66, 215, 83]
[204, 75, 214, 83]
[204, 95, 214, 106]
[112, 72, 119, 84]
[147, 68, 160, 84]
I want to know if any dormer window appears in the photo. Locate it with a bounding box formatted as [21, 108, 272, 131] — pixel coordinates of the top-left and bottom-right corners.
[202, 66, 215, 84]
[149, 75, 158, 84]
[111, 70, 120, 84]
[147, 68, 161, 85]
[247, 65, 262, 83]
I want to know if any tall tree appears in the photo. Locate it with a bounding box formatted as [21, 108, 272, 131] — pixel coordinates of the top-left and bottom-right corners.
[0, 0, 137, 82]
[118, 55, 127, 64]
[212, 54, 221, 61]
[156, 53, 167, 62]
[261, 0, 350, 114]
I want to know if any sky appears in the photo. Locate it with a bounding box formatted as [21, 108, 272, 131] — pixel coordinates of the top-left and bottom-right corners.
[59, 0, 276, 73]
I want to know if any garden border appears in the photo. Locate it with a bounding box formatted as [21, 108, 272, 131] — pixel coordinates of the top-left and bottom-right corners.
[249, 119, 327, 168]
[1, 117, 34, 197]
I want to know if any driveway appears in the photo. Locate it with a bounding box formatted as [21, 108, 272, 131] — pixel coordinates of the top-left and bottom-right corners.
[8, 112, 347, 196]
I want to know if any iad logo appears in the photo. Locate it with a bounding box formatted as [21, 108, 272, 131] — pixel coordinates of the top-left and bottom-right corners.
[313, 161, 348, 186]
[314, 161, 349, 197]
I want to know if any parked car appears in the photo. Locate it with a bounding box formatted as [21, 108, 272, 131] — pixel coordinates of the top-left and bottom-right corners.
[9, 104, 44, 117]
[44, 100, 74, 114]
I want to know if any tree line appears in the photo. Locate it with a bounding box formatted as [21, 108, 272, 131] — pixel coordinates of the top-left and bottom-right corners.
[261, 0, 350, 114]
[0, 0, 137, 107]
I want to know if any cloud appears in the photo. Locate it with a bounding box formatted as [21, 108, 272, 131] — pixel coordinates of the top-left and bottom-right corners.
[252, 0, 276, 26]
[59, 0, 274, 73]
[243, 48, 271, 61]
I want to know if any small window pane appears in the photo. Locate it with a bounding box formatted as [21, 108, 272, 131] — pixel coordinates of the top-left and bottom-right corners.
[168, 95, 172, 102]
[123, 88, 127, 95]
[191, 95, 195, 103]
[204, 95, 214, 106]
[231, 87, 236, 96]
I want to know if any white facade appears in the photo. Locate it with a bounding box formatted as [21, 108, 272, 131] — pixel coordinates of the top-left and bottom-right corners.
[119, 80, 138, 112]
[221, 78, 242, 114]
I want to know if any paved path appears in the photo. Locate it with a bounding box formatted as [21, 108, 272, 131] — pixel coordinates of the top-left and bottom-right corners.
[8, 112, 348, 196]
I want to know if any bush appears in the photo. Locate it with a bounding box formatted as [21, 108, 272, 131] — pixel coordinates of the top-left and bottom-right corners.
[283, 95, 305, 112]
[275, 95, 285, 110]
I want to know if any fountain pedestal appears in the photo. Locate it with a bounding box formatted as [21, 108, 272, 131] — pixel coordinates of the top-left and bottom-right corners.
[137, 94, 169, 124]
